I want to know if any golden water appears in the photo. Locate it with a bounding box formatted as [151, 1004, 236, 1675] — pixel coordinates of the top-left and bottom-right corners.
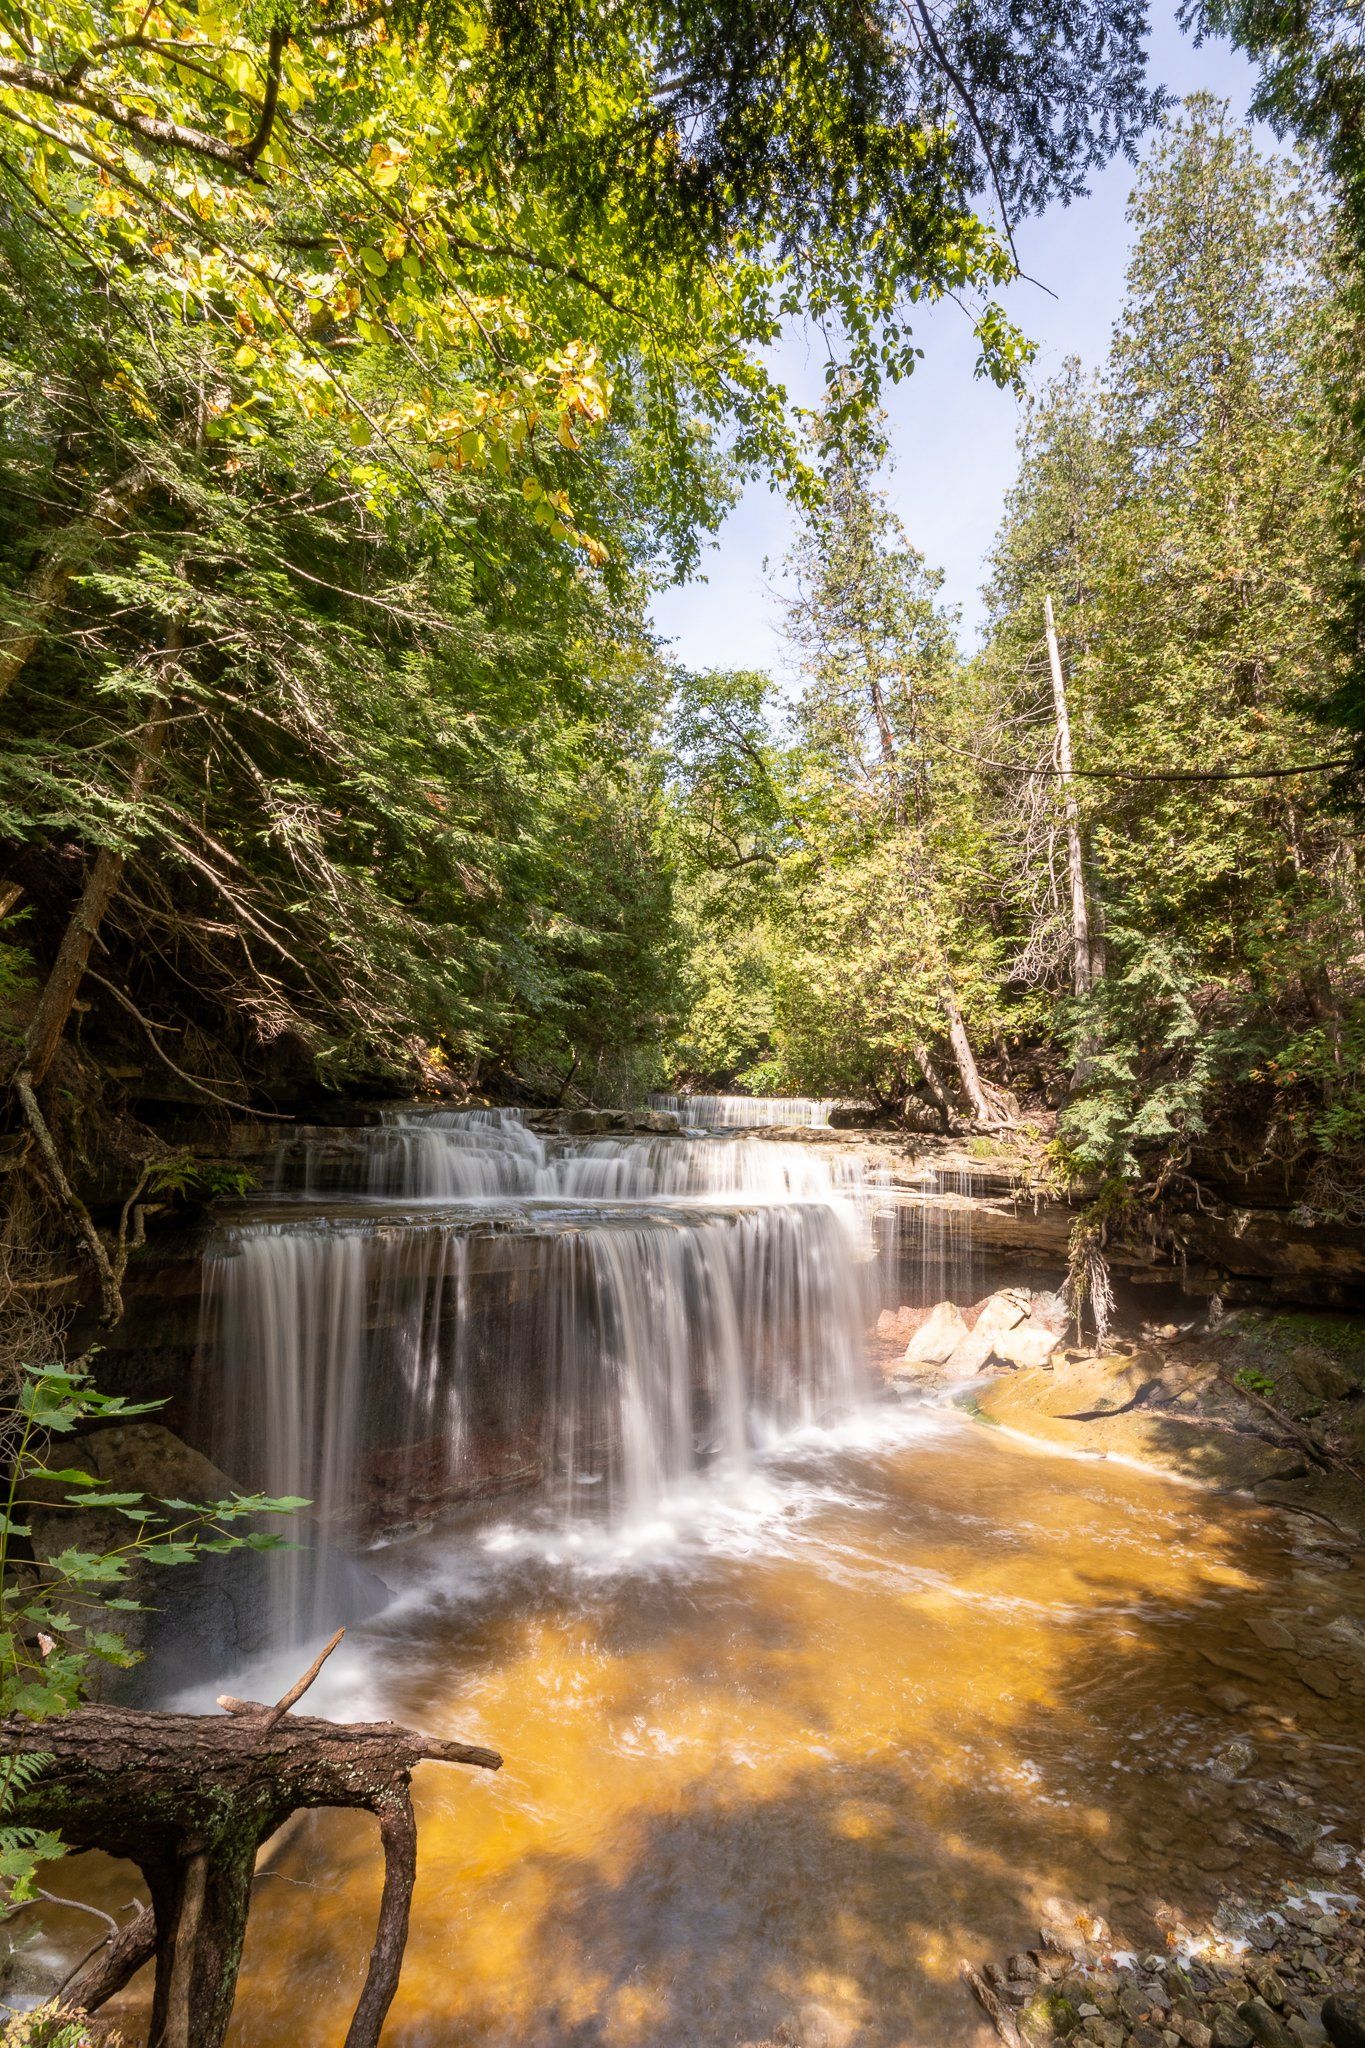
[82, 1406, 1365, 2048]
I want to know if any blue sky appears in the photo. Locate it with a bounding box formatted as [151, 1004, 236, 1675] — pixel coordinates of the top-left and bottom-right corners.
[648, 7, 1261, 680]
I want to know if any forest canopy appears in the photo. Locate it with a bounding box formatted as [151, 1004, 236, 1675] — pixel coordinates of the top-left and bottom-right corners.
[0, 7, 1360, 1332]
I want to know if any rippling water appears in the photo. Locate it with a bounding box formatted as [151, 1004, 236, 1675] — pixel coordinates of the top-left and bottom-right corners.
[44, 1105, 1365, 2044]
[70, 1402, 1365, 2048]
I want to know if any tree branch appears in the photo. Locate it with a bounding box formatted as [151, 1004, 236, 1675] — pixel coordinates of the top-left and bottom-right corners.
[0, 55, 262, 177]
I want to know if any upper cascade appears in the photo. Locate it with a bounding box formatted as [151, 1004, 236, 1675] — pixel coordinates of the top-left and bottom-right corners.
[649, 1092, 838, 1128]
[270, 1106, 873, 1207]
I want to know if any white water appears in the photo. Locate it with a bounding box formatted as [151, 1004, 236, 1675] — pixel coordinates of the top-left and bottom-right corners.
[201, 1108, 893, 1639]
[649, 1091, 841, 1127]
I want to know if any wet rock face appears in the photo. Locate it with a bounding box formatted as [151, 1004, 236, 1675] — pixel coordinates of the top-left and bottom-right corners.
[27, 1422, 389, 1701]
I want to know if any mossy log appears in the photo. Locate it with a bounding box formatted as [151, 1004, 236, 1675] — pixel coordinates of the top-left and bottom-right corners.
[0, 1690, 501, 2048]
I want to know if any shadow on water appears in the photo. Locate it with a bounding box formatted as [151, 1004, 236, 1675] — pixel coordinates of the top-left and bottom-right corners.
[113, 1415, 1358, 2048]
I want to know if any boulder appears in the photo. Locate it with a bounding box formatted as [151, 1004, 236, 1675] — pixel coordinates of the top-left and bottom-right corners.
[989, 1318, 1063, 1370]
[904, 1300, 969, 1366]
[946, 1288, 1031, 1372]
[1323, 1996, 1365, 2048]
[1237, 2000, 1296, 2048]
[1288, 1345, 1356, 1403]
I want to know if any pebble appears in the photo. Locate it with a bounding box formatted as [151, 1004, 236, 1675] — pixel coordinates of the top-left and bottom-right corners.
[1296, 1663, 1342, 1701]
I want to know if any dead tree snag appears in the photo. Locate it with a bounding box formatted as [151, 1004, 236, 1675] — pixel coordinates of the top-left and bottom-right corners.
[1, 1634, 501, 2048]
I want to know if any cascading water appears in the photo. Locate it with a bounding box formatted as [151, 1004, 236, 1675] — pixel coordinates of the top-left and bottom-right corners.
[199, 1107, 883, 1640]
[648, 1091, 840, 1127]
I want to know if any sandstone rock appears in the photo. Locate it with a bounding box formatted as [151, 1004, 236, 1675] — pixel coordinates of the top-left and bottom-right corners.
[946, 1289, 1031, 1372]
[1322, 1996, 1365, 2048]
[1023, 1989, 1083, 2039]
[1288, 1348, 1356, 1403]
[1083, 2019, 1126, 2048]
[1246, 1618, 1295, 1651]
[1208, 1738, 1257, 1781]
[1296, 1661, 1341, 1700]
[1246, 1969, 1287, 2009]
[774, 2001, 853, 2048]
[1041, 1923, 1089, 1963]
[1310, 1840, 1354, 1875]
[904, 1300, 969, 1365]
[990, 1318, 1064, 1370]
[1212, 2010, 1254, 2048]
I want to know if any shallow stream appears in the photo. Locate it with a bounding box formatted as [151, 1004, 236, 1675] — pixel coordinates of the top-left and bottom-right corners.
[51, 1108, 1365, 2044]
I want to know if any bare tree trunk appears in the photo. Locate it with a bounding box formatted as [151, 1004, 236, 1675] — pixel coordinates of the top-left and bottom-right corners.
[911, 1040, 955, 1130]
[1043, 594, 1096, 999]
[0, 465, 154, 702]
[940, 987, 998, 1125]
[866, 668, 905, 822]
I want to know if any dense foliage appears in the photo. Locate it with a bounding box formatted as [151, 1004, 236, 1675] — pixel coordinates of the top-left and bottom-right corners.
[668, 99, 1365, 1237]
[0, 0, 1154, 1146]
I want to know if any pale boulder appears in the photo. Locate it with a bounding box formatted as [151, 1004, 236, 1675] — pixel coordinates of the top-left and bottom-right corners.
[945, 1288, 1031, 1373]
[989, 1318, 1063, 1370]
[903, 1300, 969, 1366]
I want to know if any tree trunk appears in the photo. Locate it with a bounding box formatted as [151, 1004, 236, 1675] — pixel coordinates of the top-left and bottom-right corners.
[0, 1701, 501, 2048]
[1043, 594, 1096, 999]
[0, 465, 154, 702]
[15, 683, 173, 1093]
[940, 987, 1000, 1125]
[911, 1040, 955, 1130]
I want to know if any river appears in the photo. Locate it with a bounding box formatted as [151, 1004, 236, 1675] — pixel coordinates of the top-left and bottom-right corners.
[49, 1106, 1365, 2045]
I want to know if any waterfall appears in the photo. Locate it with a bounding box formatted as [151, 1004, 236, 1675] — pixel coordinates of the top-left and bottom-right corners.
[648, 1092, 840, 1128]
[199, 1109, 880, 1639]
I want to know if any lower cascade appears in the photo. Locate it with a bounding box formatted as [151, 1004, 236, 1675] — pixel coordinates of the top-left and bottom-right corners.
[199, 1107, 887, 1638]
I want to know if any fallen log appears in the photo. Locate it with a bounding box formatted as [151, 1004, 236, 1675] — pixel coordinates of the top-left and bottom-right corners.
[2, 1633, 501, 2048]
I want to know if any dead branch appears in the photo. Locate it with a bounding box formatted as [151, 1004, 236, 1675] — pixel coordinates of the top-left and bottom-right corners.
[217, 1623, 345, 1729]
[961, 1960, 1025, 2048]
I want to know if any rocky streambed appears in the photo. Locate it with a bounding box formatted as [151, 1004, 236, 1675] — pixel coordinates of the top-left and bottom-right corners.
[964, 1882, 1365, 2048]
[870, 1290, 1365, 2048]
